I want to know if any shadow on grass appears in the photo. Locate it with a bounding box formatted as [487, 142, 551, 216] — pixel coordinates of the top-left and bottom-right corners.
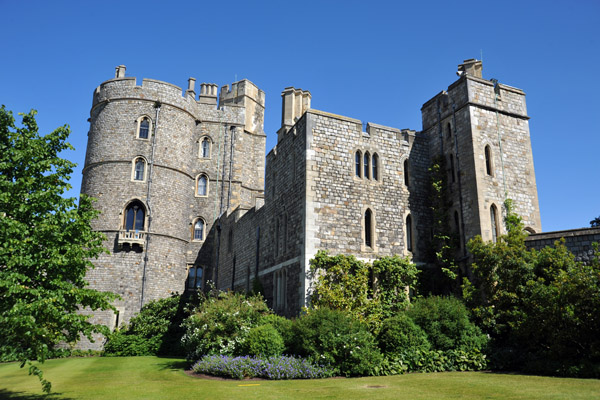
[155, 357, 190, 371]
[0, 389, 73, 400]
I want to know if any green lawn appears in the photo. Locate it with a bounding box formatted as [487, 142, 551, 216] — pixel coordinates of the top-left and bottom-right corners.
[0, 356, 599, 400]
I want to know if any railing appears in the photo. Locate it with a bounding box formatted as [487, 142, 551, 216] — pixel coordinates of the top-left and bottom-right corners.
[118, 230, 146, 248]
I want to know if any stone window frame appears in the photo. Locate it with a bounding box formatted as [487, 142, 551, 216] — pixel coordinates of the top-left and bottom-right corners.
[186, 264, 203, 291]
[372, 152, 380, 181]
[198, 136, 212, 159]
[484, 144, 494, 177]
[195, 173, 209, 197]
[454, 209, 462, 250]
[405, 211, 415, 255]
[121, 198, 148, 232]
[273, 267, 287, 312]
[131, 156, 148, 182]
[490, 203, 499, 243]
[361, 206, 377, 252]
[191, 217, 206, 242]
[400, 156, 410, 188]
[353, 148, 382, 183]
[135, 115, 153, 140]
[354, 150, 362, 178]
[446, 121, 452, 139]
[363, 151, 371, 179]
[449, 153, 456, 183]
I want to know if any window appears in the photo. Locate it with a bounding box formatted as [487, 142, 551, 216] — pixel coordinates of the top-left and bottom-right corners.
[364, 152, 370, 179]
[355, 151, 362, 177]
[404, 159, 410, 186]
[372, 153, 379, 181]
[200, 137, 211, 158]
[449, 154, 456, 183]
[406, 214, 413, 252]
[132, 157, 146, 181]
[274, 268, 287, 311]
[186, 265, 203, 291]
[447, 122, 452, 138]
[490, 204, 499, 243]
[124, 201, 145, 231]
[193, 218, 205, 241]
[485, 145, 493, 176]
[137, 116, 151, 139]
[365, 208, 373, 248]
[196, 174, 208, 196]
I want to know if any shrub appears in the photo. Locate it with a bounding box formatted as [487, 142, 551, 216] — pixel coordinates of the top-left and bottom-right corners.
[181, 291, 271, 360]
[375, 348, 488, 375]
[377, 314, 430, 355]
[290, 307, 383, 376]
[103, 333, 157, 357]
[242, 324, 285, 357]
[192, 355, 335, 380]
[406, 296, 487, 352]
[259, 314, 293, 351]
[103, 294, 186, 357]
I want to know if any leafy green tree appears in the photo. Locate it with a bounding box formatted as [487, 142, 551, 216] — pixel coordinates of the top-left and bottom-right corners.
[591, 216, 600, 227]
[309, 251, 418, 332]
[464, 199, 600, 376]
[0, 106, 118, 392]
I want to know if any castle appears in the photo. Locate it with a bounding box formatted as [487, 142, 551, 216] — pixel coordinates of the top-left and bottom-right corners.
[80, 60, 545, 343]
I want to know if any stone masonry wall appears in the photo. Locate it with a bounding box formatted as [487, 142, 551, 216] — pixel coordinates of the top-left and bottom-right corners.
[81, 72, 263, 346]
[526, 228, 600, 264]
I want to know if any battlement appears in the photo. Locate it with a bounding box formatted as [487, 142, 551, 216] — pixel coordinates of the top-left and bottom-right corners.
[219, 79, 265, 108]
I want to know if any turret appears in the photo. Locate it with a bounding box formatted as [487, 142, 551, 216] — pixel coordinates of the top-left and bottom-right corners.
[218, 79, 265, 135]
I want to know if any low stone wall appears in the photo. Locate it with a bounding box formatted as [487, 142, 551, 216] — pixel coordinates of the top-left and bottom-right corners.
[525, 227, 600, 264]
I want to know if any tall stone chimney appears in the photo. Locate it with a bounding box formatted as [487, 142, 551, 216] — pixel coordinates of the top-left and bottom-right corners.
[115, 65, 126, 78]
[277, 87, 311, 141]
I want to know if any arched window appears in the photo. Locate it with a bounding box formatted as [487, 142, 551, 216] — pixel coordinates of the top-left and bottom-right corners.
[137, 116, 151, 139]
[365, 209, 373, 248]
[193, 218, 205, 241]
[133, 157, 146, 181]
[372, 153, 379, 181]
[364, 152, 370, 179]
[490, 204, 499, 243]
[124, 201, 145, 232]
[406, 214, 413, 252]
[355, 151, 362, 178]
[196, 174, 208, 196]
[404, 159, 410, 186]
[485, 145, 493, 176]
[200, 137, 211, 158]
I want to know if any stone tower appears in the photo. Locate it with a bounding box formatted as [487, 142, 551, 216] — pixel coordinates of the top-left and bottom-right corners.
[80, 66, 265, 346]
[421, 59, 541, 251]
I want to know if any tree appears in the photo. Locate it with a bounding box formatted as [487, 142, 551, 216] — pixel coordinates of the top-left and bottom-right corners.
[591, 216, 600, 227]
[0, 106, 118, 392]
[464, 199, 600, 376]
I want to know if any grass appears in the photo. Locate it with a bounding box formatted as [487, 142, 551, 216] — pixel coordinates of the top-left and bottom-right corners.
[0, 356, 599, 399]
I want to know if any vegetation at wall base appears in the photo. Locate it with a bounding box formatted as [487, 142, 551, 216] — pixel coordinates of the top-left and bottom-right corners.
[465, 199, 600, 378]
[308, 251, 418, 332]
[0, 106, 118, 393]
[103, 293, 190, 357]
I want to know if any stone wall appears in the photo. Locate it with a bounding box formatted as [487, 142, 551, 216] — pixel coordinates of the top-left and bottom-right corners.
[525, 228, 600, 264]
[81, 68, 265, 345]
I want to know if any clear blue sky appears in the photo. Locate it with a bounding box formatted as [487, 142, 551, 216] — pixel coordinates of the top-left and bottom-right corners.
[1, 0, 598, 232]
